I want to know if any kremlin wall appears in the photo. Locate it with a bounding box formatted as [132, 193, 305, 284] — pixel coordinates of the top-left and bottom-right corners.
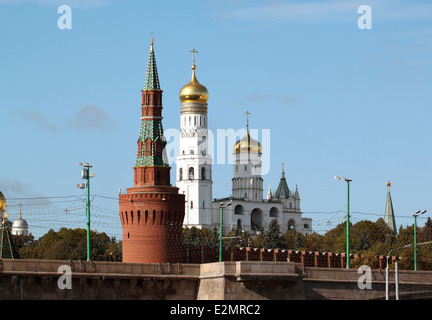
[0, 41, 420, 301]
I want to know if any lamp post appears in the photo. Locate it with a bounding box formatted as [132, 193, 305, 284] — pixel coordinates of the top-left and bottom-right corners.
[77, 162, 94, 261]
[386, 244, 413, 300]
[335, 176, 352, 268]
[218, 201, 232, 262]
[413, 210, 427, 271]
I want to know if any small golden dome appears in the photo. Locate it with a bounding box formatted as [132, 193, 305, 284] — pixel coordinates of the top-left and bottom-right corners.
[0, 192, 6, 211]
[234, 129, 261, 154]
[179, 65, 209, 104]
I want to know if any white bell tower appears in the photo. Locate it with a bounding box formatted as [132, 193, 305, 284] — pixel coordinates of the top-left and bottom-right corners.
[232, 111, 263, 202]
[176, 49, 213, 228]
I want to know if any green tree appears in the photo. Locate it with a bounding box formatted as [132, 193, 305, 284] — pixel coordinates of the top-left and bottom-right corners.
[19, 228, 115, 261]
[223, 228, 253, 248]
[284, 229, 305, 250]
[201, 227, 219, 247]
[304, 232, 324, 252]
[182, 227, 202, 246]
[263, 219, 285, 249]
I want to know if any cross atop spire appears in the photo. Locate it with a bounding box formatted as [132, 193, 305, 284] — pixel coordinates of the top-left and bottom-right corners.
[189, 48, 198, 69]
[245, 110, 251, 128]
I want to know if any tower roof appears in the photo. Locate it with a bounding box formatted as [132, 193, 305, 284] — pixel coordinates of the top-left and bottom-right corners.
[384, 181, 397, 234]
[179, 48, 209, 104]
[275, 163, 290, 199]
[234, 111, 261, 154]
[143, 39, 160, 90]
[135, 40, 169, 170]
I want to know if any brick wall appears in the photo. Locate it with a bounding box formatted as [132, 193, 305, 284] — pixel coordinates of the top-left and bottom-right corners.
[182, 245, 399, 269]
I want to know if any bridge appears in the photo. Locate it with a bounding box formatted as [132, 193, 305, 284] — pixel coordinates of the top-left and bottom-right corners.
[0, 259, 431, 300]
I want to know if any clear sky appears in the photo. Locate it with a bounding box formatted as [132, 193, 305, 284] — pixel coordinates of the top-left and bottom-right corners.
[1, 0, 431, 240]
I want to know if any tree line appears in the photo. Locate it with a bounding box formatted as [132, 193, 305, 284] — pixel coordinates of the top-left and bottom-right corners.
[11, 217, 432, 270]
[182, 217, 432, 270]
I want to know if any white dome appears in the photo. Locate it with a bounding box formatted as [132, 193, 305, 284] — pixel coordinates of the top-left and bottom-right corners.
[12, 218, 28, 229]
[12, 213, 29, 236]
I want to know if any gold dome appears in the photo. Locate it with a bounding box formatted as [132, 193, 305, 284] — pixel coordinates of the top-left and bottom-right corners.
[179, 65, 209, 104]
[0, 192, 6, 211]
[234, 129, 261, 154]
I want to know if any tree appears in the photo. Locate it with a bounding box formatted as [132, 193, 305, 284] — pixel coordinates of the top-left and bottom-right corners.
[201, 227, 219, 247]
[284, 229, 305, 251]
[19, 228, 116, 261]
[182, 227, 202, 246]
[304, 232, 324, 252]
[354, 230, 371, 252]
[263, 219, 285, 249]
[223, 228, 253, 248]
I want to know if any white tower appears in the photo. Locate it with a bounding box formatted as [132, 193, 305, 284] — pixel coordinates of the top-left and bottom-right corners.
[232, 111, 263, 202]
[176, 49, 213, 228]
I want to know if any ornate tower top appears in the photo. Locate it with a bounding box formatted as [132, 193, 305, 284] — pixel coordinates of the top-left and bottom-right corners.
[134, 40, 170, 186]
[275, 163, 290, 199]
[384, 181, 397, 234]
[234, 111, 261, 154]
[143, 38, 160, 91]
[179, 48, 209, 106]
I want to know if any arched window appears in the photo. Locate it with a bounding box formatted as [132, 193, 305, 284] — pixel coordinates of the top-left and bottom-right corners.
[201, 167, 206, 180]
[288, 219, 295, 230]
[144, 138, 152, 156]
[179, 168, 183, 180]
[234, 205, 244, 215]
[189, 167, 194, 180]
[191, 201, 193, 209]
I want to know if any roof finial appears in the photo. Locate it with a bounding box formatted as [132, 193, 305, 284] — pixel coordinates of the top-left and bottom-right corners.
[281, 163, 285, 178]
[386, 181, 392, 190]
[18, 203, 22, 219]
[189, 48, 198, 70]
[245, 110, 251, 129]
[150, 33, 154, 50]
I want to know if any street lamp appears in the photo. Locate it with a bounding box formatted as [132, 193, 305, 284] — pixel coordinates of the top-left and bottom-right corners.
[386, 244, 413, 300]
[218, 201, 232, 262]
[335, 176, 352, 268]
[77, 162, 95, 261]
[413, 210, 427, 271]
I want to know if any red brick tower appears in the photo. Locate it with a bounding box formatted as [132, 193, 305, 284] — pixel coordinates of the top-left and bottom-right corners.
[119, 40, 185, 263]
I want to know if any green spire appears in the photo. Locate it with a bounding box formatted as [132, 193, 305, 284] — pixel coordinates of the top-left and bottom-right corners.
[143, 40, 160, 90]
[275, 163, 290, 199]
[0, 216, 19, 259]
[384, 181, 397, 234]
[135, 122, 168, 167]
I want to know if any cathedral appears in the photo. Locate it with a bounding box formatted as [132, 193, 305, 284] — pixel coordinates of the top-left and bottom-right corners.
[0, 191, 29, 236]
[175, 51, 312, 236]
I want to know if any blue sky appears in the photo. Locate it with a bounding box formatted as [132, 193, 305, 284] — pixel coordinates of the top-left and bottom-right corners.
[1, 0, 432, 239]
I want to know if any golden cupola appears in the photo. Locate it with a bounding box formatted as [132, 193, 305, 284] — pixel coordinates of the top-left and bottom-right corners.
[179, 49, 209, 105]
[0, 192, 6, 211]
[234, 111, 261, 154]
